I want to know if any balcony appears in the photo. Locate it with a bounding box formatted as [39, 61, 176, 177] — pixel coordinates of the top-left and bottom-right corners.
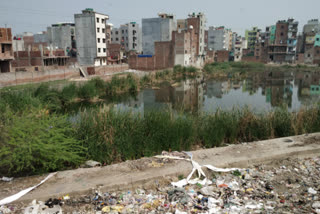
[269, 44, 287, 47]
[268, 51, 287, 54]
[0, 52, 14, 60]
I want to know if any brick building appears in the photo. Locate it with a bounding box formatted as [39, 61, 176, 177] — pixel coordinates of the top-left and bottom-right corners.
[128, 41, 174, 70]
[0, 28, 13, 73]
[186, 12, 206, 66]
[269, 20, 289, 63]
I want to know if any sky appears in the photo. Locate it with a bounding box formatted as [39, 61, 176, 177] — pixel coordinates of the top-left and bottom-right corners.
[0, 0, 319, 36]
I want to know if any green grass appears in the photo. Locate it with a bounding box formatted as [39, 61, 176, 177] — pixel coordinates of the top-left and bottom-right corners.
[203, 62, 265, 74]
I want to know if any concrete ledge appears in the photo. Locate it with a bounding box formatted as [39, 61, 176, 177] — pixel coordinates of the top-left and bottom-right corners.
[1, 133, 320, 204]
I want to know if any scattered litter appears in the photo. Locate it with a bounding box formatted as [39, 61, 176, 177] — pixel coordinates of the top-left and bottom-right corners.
[85, 160, 101, 168]
[2, 154, 320, 213]
[1, 177, 13, 182]
[308, 187, 317, 194]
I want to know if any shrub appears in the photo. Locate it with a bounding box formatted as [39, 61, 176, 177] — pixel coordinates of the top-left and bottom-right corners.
[78, 82, 97, 100]
[89, 77, 106, 92]
[0, 109, 85, 176]
[60, 83, 77, 104]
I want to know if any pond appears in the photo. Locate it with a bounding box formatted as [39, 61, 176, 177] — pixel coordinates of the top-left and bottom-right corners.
[108, 70, 320, 113]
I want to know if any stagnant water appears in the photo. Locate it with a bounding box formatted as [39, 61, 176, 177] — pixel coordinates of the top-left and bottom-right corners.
[108, 70, 320, 113]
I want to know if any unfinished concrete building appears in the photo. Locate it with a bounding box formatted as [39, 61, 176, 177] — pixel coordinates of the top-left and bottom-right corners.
[75, 8, 109, 66]
[0, 28, 13, 73]
[142, 13, 176, 55]
[47, 23, 76, 56]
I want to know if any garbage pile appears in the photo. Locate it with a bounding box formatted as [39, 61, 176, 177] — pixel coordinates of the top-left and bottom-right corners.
[1, 154, 320, 214]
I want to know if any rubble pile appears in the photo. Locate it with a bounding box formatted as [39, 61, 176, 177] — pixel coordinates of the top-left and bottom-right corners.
[1, 155, 320, 214]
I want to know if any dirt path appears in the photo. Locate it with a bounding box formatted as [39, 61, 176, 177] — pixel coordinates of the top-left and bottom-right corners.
[1, 133, 320, 213]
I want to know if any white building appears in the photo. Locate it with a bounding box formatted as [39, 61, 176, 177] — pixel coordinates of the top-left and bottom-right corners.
[111, 22, 142, 53]
[75, 8, 109, 66]
[234, 36, 248, 62]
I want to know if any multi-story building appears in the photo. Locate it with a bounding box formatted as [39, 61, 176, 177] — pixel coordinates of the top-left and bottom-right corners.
[234, 36, 247, 62]
[111, 22, 142, 53]
[75, 8, 109, 66]
[268, 20, 289, 63]
[301, 19, 320, 64]
[0, 28, 13, 73]
[207, 26, 232, 51]
[47, 23, 76, 56]
[186, 12, 206, 66]
[172, 29, 193, 66]
[245, 27, 260, 51]
[142, 13, 176, 55]
[106, 23, 113, 45]
[286, 18, 298, 63]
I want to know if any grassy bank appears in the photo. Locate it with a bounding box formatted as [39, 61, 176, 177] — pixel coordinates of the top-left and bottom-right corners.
[1, 101, 320, 176]
[203, 62, 320, 77]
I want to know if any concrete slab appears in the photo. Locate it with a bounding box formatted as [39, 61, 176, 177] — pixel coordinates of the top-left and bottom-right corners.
[1, 133, 320, 204]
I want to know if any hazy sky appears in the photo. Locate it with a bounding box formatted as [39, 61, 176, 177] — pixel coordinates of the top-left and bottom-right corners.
[0, 0, 319, 36]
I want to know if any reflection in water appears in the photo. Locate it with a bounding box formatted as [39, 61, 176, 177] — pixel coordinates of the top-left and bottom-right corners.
[108, 70, 320, 113]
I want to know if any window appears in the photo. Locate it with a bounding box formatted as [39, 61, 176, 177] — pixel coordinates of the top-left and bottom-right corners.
[97, 38, 101, 43]
[122, 30, 124, 34]
[317, 38, 320, 41]
[126, 43, 128, 47]
[1, 44, 4, 53]
[102, 28, 105, 33]
[111, 31, 113, 35]
[98, 48, 101, 53]
[317, 50, 320, 54]
[97, 28, 100, 33]
[185, 50, 187, 54]
[281, 25, 284, 29]
[126, 30, 128, 33]
[116, 38, 119, 41]
[116, 31, 118, 35]
[97, 18, 100, 23]
[0, 31, 2, 38]
[103, 38, 106, 43]
[280, 32, 284, 36]
[308, 54, 311, 57]
[111, 38, 113, 41]
[102, 19, 105, 24]
[132, 24, 135, 27]
[103, 48, 106, 53]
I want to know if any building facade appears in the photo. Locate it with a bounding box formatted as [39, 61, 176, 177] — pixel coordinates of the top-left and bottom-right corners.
[286, 19, 298, 63]
[245, 27, 260, 51]
[47, 23, 76, 56]
[111, 22, 142, 53]
[207, 26, 232, 51]
[186, 12, 206, 66]
[75, 8, 109, 66]
[0, 28, 13, 73]
[142, 13, 176, 55]
[234, 36, 247, 62]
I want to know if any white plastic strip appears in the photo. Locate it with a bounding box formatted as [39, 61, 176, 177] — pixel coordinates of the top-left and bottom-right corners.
[155, 152, 241, 187]
[0, 172, 57, 206]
